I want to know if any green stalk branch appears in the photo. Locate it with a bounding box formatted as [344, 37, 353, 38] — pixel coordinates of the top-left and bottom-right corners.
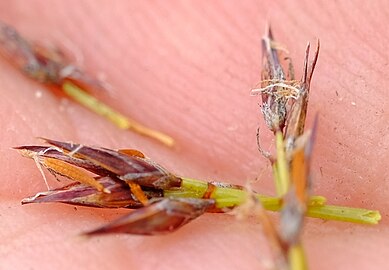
[164, 177, 381, 225]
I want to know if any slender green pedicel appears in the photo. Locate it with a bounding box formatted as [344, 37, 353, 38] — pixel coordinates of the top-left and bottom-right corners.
[164, 177, 380, 225]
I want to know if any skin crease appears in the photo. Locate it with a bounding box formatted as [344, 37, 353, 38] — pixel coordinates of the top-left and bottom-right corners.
[0, 0, 388, 269]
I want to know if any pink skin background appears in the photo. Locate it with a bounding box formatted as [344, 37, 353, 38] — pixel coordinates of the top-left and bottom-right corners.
[0, 1, 388, 269]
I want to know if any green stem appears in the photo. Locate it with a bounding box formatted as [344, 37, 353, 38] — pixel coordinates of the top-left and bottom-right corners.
[306, 204, 381, 224]
[164, 177, 381, 225]
[62, 81, 174, 146]
[275, 131, 289, 196]
[289, 244, 308, 270]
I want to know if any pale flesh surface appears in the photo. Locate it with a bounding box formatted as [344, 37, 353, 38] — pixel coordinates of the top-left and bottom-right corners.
[0, 1, 388, 269]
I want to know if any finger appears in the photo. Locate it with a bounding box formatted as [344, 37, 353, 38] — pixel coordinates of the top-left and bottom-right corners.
[0, 1, 387, 270]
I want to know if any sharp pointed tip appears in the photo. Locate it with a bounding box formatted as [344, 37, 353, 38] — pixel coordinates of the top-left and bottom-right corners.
[316, 39, 321, 52]
[82, 231, 93, 237]
[82, 228, 107, 237]
[36, 137, 63, 145]
[36, 137, 54, 146]
[268, 25, 273, 37]
[306, 39, 320, 57]
[21, 199, 30, 205]
[79, 231, 94, 238]
[264, 23, 273, 39]
[306, 42, 311, 51]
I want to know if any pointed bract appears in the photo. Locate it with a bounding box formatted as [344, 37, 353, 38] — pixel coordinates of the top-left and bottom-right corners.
[21, 176, 163, 208]
[85, 198, 215, 235]
[16, 139, 182, 190]
[284, 41, 320, 147]
[42, 138, 182, 189]
[256, 27, 290, 133]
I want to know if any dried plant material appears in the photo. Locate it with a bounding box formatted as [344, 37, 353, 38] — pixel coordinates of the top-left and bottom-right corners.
[42, 157, 110, 193]
[21, 176, 162, 208]
[280, 125, 316, 245]
[283, 43, 319, 152]
[16, 138, 181, 204]
[118, 149, 146, 158]
[84, 198, 214, 236]
[17, 138, 380, 240]
[260, 37, 317, 269]
[38, 138, 182, 189]
[278, 134, 312, 264]
[251, 27, 382, 269]
[15, 145, 110, 193]
[15, 145, 118, 177]
[251, 26, 297, 133]
[252, 27, 320, 160]
[127, 182, 149, 205]
[0, 20, 174, 146]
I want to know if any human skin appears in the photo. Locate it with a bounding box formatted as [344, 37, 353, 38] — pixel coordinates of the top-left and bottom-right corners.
[0, 1, 388, 269]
